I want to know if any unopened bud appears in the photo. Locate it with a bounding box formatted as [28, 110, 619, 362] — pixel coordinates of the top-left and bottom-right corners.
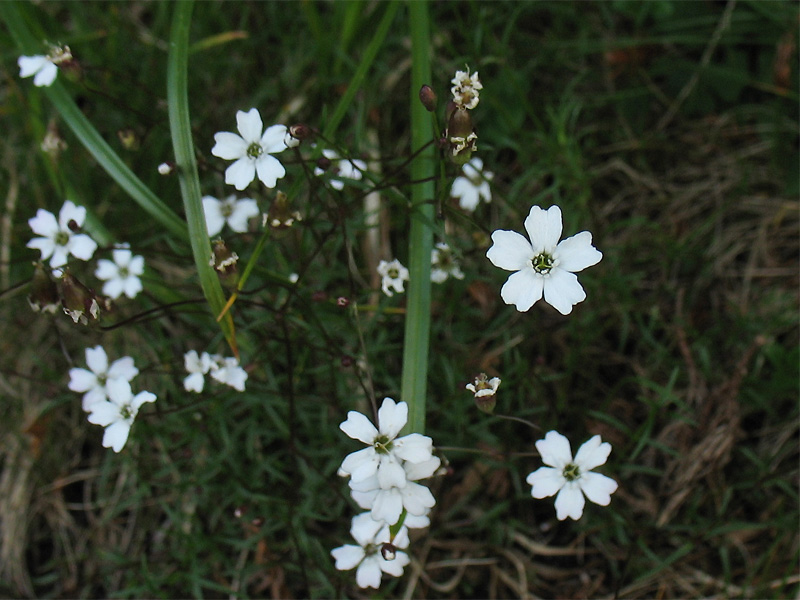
[315, 156, 332, 172]
[289, 123, 311, 141]
[28, 262, 60, 314]
[59, 271, 102, 325]
[419, 85, 437, 112]
[157, 162, 174, 175]
[209, 239, 239, 288]
[380, 543, 397, 561]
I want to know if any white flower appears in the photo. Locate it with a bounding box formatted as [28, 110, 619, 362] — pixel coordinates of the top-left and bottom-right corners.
[451, 68, 482, 110]
[95, 249, 144, 299]
[18, 54, 58, 87]
[86, 379, 155, 452]
[451, 157, 492, 212]
[339, 398, 434, 488]
[486, 205, 602, 315]
[526, 431, 618, 521]
[69, 345, 139, 411]
[211, 108, 288, 190]
[314, 149, 367, 191]
[466, 373, 501, 398]
[202, 194, 260, 236]
[349, 456, 440, 525]
[209, 356, 248, 391]
[376, 259, 409, 297]
[183, 350, 216, 393]
[331, 512, 411, 589]
[157, 162, 173, 175]
[27, 200, 98, 269]
[430, 242, 464, 283]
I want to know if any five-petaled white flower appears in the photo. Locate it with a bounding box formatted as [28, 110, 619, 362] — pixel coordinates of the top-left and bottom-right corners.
[526, 430, 618, 521]
[430, 242, 464, 283]
[339, 398, 434, 488]
[331, 512, 411, 589]
[211, 108, 288, 190]
[314, 149, 367, 191]
[377, 259, 409, 297]
[95, 248, 145, 299]
[183, 350, 216, 393]
[486, 205, 602, 315]
[69, 345, 139, 411]
[451, 68, 482, 110]
[27, 200, 98, 269]
[85, 379, 156, 453]
[209, 356, 248, 392]
[451, 157, 492, 212]
[466, 373, 501, 398]
[202, 194, 260, 237]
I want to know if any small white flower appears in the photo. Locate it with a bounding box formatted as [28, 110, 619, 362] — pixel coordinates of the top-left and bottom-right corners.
[486, 205, 602, 315]
[202, 194, 260, 237]
[349, 456, 440, 525]
[288, 273, 299, 284]
[451, 157, 493, 212]
[377, 259, 409, 297]
[466, 373, 501, 398]
[209, 356, 248, 392]
[27, 200, 98, 269]
[211, 108, 288, 190]
[157, 162, 173, 175]
[451, 68, 482, 110]
[331, 512, 411, 589]
[86, 379, 156, 453]
[18, 55, 58, 87]
[183, 350, 216, 393]
[526, 431, 618, 521]
[314, 149, 367, 191]
[430, 242, 464, 283]
[95, 249, 145, 299]
[69, 345, 139, 411]
[339, 398, 434, 488]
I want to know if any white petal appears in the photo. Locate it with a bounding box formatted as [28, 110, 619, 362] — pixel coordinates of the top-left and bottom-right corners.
[184, 350, 202, 373]
[102, 278, 125, 300]
[95, 259, 119, 280]
[524, 205, 562, 254]
[111, 248, 132, 268]
[69, 368, 98, 393]
[18, 55, 47, 77]
[392, 433, 433, 463]
[403, 456, 440, 481]
[85, 346, 109, 375]
[500, 269, 544, 312]
[225, 158, 256, 190]
[554, 482, 585, 520]
[67, 234, 98, 261]
[128, 255, 145, 276]
[122, 275, 143, 299]
[371, 488, 403, 525]
[451, 177, 479, 211]
[27, 237, 56, 260]
[350, 487, 379, 511]
[526, 466, 565, 498]
[49, 247, 69, 269]
[33, 62, 58, 87]
[184, 372, 205, 393]
[131, 390, 156, 411]
[340, 411, 379, 444]
[400, 481, 436, 515]
[260, 124, 289, 154]
[105, 378, 133, 405]
[477, 181, 492, 203]
[254, 154, 285, 188]
[28, 209, 59, 237]
[108, 357, 138, 382]
[535, 431, 573, 469]
[226, 198, 259, 232]
[59, 201, 86, 229]
[202, 196, 225, 236]
[543, 269, 586, 315]
[102, 420, 131, 452]
[556, 231, 602, 272]
[349, 511, 383, 545]
[81, 389, 107, 412]
[355, 557, 383, 589]
[87, 402, 119, 427]
[341, 447, 379, 482]
[331, 545, 365, 571]
[379, 551, 410, 577]
[211, 132, 248, 160]
[377, 456, 408, 489]
[486, 230, 534, 271]
[377, 398, 407, 439]
[579, 472, 618, 506]
[236, 108, 263, 143]
[574, 435, 612, 471]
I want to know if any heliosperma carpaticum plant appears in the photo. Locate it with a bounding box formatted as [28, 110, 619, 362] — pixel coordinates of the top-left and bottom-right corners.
[8, 0, 618, 591]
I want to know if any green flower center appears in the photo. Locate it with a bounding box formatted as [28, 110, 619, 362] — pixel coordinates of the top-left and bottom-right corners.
[373, 434, 393, 455]
[120, 404, 134, 420]
[562, 463, 581, 482]
[55, 231, 71, 246]
[387, 268, 399, 279]
[246, 142, 263, 159]
[220, 202, 234, 218]
[531, 252, 555, 274]
[118, 266, 129, 278]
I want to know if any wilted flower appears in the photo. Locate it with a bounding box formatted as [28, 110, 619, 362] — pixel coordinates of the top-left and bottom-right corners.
[430, 242, 464, 283]
[211, 108, 288, 190]
[95, 249, 144, 300]
[85, 379, 155, 453]
[28, 262, 60, 314]
[69, 345, 139, 411]
[526, 430, 618, 521]
[451, 157, 493, 212]
[486, 205, 602, 315]
[27, 200, 97, 269]
[202, 194, 259, 236]
[59, 271, 103, 325]
[377, 259, 409, 297]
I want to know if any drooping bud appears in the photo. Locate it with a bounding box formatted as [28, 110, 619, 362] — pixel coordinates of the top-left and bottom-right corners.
[265, 191, 302, 229]
[466, 373, 501, 414]
[209, 239, 239, 288]
[59, 271, 102, 325]
[380, 543, 397, 561]
[28, 262, 60, 314]
[285, 123, 311, 149]
[419, 84, 437, 112]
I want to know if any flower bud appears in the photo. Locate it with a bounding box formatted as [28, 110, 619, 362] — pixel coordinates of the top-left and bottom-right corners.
[290, 123, 311, 141]
[209, 239, 239, 288]
[28, 262, 60, 314]
[59, 271, 102, 325]
[380, 543, 397, 561]
[419, 84, 437, 112]
[157, 162, 174, 175]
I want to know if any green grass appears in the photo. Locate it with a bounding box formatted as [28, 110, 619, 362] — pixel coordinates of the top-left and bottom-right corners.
[1, 0, 798, 598]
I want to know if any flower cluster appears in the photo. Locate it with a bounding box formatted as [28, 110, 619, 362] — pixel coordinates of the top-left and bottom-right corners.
[333, 398, 438, 588]
[183, 350, 248, 393]
[69, 345, 155, 452]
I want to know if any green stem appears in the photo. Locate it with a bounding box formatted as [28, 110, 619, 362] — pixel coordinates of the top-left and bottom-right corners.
[0, 1, 188, 241]
[167, 0, 237, 356]
[400, 0, 435, 435]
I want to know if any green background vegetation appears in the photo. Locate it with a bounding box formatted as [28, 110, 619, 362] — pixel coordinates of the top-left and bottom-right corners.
[1, 1, 797, 598]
